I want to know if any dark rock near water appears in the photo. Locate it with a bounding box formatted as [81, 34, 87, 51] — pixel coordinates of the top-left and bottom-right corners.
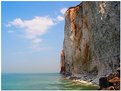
[99, 67, 120, 90]
[99, 77, 110, 88]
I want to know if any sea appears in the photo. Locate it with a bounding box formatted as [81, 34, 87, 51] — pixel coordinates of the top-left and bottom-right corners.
[1, 73, 98, 90]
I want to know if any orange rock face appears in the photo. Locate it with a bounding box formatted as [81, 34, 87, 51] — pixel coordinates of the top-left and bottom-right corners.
[108, 77, 120, 83]
[60, 50, 65, 73]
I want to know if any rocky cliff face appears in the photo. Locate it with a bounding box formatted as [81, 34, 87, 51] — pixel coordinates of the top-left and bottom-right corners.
[62, 1, 120, 84]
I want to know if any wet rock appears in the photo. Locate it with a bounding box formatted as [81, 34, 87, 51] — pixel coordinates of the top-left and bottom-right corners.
[64, 72, 72, 77]
[70, 76, 77, 80]
[99, 77, 110, 89]
[99, 66, 120, 90]
[106, 86, 115, 90]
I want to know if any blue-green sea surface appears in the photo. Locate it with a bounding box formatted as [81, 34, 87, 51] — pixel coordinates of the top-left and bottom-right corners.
[2, 73, 98, 90]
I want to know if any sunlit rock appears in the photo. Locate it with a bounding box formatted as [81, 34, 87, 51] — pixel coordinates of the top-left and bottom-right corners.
[63, 1, 120, 85]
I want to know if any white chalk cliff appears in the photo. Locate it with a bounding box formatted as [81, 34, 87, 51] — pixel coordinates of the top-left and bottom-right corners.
[61, 1, 120, 84]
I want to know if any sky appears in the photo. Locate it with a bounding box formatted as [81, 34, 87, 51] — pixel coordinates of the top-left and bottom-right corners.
[1, 1, 81, 73]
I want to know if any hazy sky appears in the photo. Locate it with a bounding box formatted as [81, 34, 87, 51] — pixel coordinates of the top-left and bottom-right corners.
[2, 1, 80, 73]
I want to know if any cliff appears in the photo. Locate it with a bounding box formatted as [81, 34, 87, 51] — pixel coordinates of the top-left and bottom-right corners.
[61, 1, 120, 84]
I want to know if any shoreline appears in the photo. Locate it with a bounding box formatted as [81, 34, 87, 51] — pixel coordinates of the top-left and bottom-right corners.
[64, 75, 100, 89]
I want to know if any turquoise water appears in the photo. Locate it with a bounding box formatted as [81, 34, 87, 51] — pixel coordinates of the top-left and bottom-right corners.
[2, 73, 98, 90]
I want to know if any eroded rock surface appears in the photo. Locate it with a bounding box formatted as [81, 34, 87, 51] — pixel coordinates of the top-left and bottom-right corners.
[62, 1, 120, 84]
[60, 50, 65, 74]
[99, 66, 120, 90]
